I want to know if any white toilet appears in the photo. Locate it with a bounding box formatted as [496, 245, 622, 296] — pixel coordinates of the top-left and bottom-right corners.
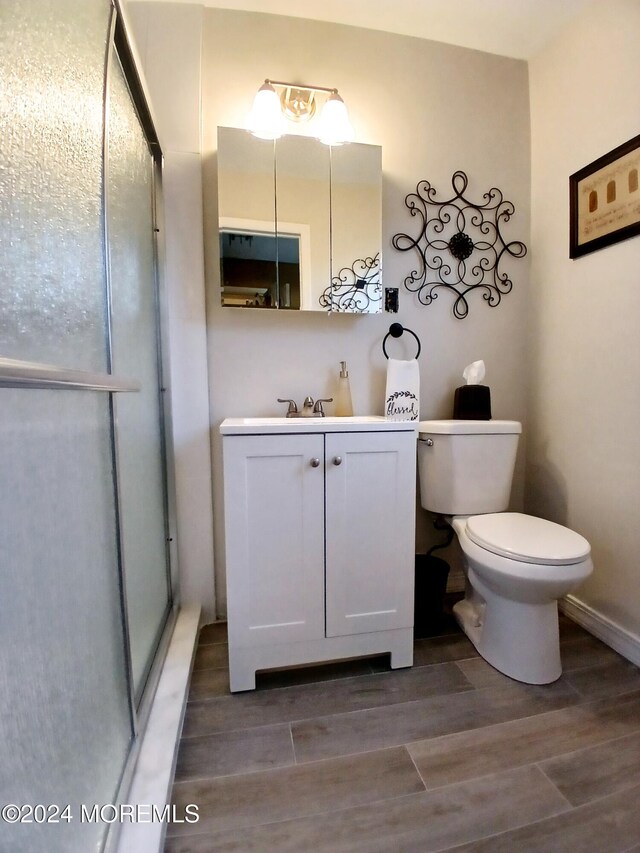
[417, 419, 592, 684]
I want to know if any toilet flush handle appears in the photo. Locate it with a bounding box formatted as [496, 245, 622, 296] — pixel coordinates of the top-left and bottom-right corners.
[418, 437, 434, 446]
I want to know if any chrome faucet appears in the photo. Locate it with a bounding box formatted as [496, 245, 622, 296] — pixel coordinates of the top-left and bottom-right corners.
[313, 398, 333, 416]
[300, 396, 316, 417]
[277, 396, 333, 417]
[277, 398, 299, 417]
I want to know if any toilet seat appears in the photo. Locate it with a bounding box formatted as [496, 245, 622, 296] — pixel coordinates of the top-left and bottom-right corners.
[465, 512, 591, 565]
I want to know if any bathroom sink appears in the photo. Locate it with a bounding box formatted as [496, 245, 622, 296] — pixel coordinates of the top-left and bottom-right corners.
[220, 416, 418, 434]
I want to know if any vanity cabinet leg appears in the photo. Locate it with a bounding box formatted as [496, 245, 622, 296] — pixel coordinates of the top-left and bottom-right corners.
[389, 628, 414, 670]
[228, 649, 257, 692]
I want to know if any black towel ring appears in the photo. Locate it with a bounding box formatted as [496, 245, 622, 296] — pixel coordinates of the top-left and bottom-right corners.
[382, 322, 421, 360]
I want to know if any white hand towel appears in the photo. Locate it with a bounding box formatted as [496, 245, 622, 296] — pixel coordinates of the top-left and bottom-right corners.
[385, 358, 420, 421]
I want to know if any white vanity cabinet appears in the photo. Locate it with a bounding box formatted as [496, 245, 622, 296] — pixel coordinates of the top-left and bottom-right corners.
[220, 417, 417, 691]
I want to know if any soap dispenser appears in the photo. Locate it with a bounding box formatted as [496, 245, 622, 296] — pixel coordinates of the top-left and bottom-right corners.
[335, 361, 354, 417]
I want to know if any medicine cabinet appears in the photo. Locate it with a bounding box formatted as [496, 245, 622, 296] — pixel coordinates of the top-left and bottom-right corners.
[217, 127, 382, 313]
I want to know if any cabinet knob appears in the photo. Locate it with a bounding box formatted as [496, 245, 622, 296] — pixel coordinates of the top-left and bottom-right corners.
[333, 456, 343, 466]
[310, 458, 321, 468]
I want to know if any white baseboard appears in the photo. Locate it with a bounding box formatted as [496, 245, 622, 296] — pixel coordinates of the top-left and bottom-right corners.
[560, 594, 640, 668]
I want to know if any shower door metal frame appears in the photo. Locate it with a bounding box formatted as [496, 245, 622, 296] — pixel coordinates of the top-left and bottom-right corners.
[102, 6, 182, 850]
[104, 0, 176, 711]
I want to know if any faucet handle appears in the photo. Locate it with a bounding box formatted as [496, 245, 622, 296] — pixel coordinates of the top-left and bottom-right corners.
[277, 398, 298, 417]
[313, 398, 333, 416]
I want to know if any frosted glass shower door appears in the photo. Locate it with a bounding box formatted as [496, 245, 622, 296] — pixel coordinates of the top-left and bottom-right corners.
[0, 392, 134, 853]
[107, 49, 172, 699]
[0, 3, 134, 852]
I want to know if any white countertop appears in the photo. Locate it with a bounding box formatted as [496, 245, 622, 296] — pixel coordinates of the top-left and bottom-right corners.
[220, 416, 419, 435]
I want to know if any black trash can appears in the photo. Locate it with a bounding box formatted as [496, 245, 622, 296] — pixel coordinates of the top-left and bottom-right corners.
[414, 554, 450, 638]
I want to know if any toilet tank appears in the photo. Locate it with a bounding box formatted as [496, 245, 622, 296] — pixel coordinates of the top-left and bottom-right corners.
[418, 420, 521, 515]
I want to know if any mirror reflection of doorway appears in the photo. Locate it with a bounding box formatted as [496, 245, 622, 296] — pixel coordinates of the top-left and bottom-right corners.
[219, 224, 304, 308]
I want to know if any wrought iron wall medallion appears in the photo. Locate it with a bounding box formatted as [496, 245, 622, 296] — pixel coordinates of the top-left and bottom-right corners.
[392, 171, 527, 319]
[319, 253, 382, 313]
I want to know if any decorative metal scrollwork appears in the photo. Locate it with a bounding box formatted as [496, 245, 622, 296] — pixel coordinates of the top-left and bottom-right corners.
[319, 253, 382, 313]
[392, 171, 527, 319]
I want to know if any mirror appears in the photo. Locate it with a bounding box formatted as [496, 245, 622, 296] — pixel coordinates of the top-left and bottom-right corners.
[217, 130, 278, 307]
[328, 143, 382, 313]
[217, 127, 382, 312]
[275, 135, 330, 310]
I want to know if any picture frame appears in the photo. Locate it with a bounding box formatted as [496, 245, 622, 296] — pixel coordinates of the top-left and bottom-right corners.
[569, 133, 640, 259]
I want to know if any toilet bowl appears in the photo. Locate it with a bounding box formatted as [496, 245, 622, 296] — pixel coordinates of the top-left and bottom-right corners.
[450, 513, 592, 684]
[417, 420, 593, 685]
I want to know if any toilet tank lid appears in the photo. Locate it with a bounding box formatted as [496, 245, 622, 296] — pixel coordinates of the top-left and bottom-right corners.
[466, 513, 591, 565]
[418, 419, 522, 435]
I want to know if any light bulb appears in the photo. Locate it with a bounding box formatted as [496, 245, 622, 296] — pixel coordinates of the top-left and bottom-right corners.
[247, 81, 284, 140]
[318, 91, 354, 146]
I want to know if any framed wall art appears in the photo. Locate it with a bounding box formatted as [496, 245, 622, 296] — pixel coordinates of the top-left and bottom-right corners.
[570, 133, 640, 259]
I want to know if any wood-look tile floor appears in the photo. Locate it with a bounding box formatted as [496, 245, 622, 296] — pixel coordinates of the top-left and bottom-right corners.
[165, 601, 640, 852]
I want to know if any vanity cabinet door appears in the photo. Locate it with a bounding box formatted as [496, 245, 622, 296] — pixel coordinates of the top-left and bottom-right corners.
[324, 431, 416, 637]
[223, 434, 325, 647]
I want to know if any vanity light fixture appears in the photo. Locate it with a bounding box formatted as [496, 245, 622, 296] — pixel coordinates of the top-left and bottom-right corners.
[247, 79, 355, 145]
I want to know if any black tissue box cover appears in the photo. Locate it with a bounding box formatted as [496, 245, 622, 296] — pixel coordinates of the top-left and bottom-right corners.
[453, 385, 491, 420]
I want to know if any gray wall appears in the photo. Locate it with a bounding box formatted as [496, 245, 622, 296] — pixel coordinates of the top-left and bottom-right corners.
[528, 0, 640, 642]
